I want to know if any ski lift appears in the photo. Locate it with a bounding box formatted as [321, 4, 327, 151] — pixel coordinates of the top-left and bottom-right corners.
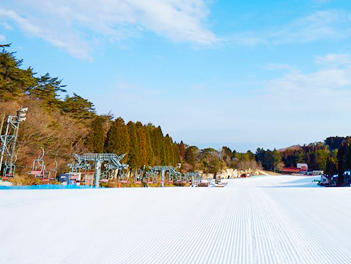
[103, 161, 116, 179]
[48, 159, 58, 181]
[168, 171, 179, 184]
[146, 170, 157, 185]
[29, 148, 46, 178]
[134, 169, 143, 184]
[119, 168, 129, 184]
[181, 174, 188, 184]
[167, 172, 174, 184]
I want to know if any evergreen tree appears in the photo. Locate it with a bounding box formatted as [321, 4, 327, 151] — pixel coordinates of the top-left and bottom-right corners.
[145, 127, 154, 165]
[164, 134, 175, 165]
[105, 117, 130, 162]
[127, 121, 140, 168]
[178, 141, 186, 160]
[296, 149, 306, 163]
[174, 143, 181, 165]
[315, 148, 330, 171]
[221, 146, 232, 160]
[148, 124, 160, 164]
[152, 126, 165, 165]
[86, 116, 105, 153]
[325, 137, 345, 151]
[0, 45, 36, 100]
[272, 149, 283, 171]
[136, 122, 148, 166]
[185, 146, 198, 171]
[337, 141, 347, 185]
[209, 154, 220, 175]
[28, 73, 66, 107]
[325, 157, 338, 176]
[61, 93, 95, 119]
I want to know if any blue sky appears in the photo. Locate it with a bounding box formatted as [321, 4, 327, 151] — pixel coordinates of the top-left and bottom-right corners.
[1, 0, 351, 152]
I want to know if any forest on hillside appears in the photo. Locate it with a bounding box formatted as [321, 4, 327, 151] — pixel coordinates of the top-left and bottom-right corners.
[1, 44, 351, 181]
[255, 136, 351, 183]
[0, 45, 259, 177]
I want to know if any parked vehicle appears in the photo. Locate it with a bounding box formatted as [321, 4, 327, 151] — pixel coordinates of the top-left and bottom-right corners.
[319, 175, 329, 186]
[328, 171, 351, 187]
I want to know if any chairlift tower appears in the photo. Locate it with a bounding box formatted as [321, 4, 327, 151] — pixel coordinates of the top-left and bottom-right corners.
[150, 166, 180, 187]
[0, 108, 28, 176]
[69, 153, 128, 187]
[185, 172, 201, 187]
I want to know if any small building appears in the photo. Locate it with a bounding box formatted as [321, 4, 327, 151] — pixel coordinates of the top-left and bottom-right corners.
[281, 168, 301, 174]
[297, 163, 308, 172]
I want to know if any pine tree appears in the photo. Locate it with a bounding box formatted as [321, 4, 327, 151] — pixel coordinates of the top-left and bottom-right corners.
[0, 45, 36, 100]
[174, 144, 181, 165]
[149, 125, 160, 164]
[164, 134, 175, 166]
[334, 138, 351, 185]
[61, 93, 95, 119]
[272, 149, 282, 171]
[136, 121, 147, 166]
[178, 141, 186, 160]
[127, 121, 140, 168]
[28, 73, 67, 107]
[186, 146, 197, 171]
[105, 117, 130, 162]
[145, 126, 154, 165]
[325, 157, 337, 176]
[86, 116, 105, 153]
[155, 126, 166, 165]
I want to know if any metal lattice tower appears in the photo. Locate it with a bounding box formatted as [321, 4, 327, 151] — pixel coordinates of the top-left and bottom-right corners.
[185, 172, 202, 187]
[149, 166, 181, 187]
[0, 108, 28, 176]
[68, 153, 128, 187]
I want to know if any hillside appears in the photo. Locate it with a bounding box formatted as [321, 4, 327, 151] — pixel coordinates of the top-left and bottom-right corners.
[0, 98, 89, 175]
[2, 44, 351, 184]
[0, 45, 181, 177]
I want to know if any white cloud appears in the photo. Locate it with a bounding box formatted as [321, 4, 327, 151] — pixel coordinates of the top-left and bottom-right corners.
[272, 10, 351, 44]
[0, 0, 218, 59]
[232, 10, 351, 46]
[315, 54, 351, 66]
[0, 34, 5, 42]
[0, 7, 93, 59]
[0, 22, 12, 30]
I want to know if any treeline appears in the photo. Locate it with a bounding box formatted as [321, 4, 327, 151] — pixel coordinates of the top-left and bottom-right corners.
[0, 44, 95, 120]
[0, 44, 180, 172]
[255, 137, 350, 178]
[3, 44, 351, 178]
[179, 145, 261, 175]
[86, 117, 180, 168]
[256, 148, 284, 171]
[256, 143, 332, 172]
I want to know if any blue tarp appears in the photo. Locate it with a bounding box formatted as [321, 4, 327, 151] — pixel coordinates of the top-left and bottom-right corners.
[0, 184, 96, 190]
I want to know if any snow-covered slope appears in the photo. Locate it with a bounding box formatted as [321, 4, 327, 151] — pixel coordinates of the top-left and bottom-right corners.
[1, 176, 351, 264]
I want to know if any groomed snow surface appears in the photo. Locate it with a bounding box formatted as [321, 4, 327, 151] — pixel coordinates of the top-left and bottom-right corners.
[1, 176, 351, 264]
